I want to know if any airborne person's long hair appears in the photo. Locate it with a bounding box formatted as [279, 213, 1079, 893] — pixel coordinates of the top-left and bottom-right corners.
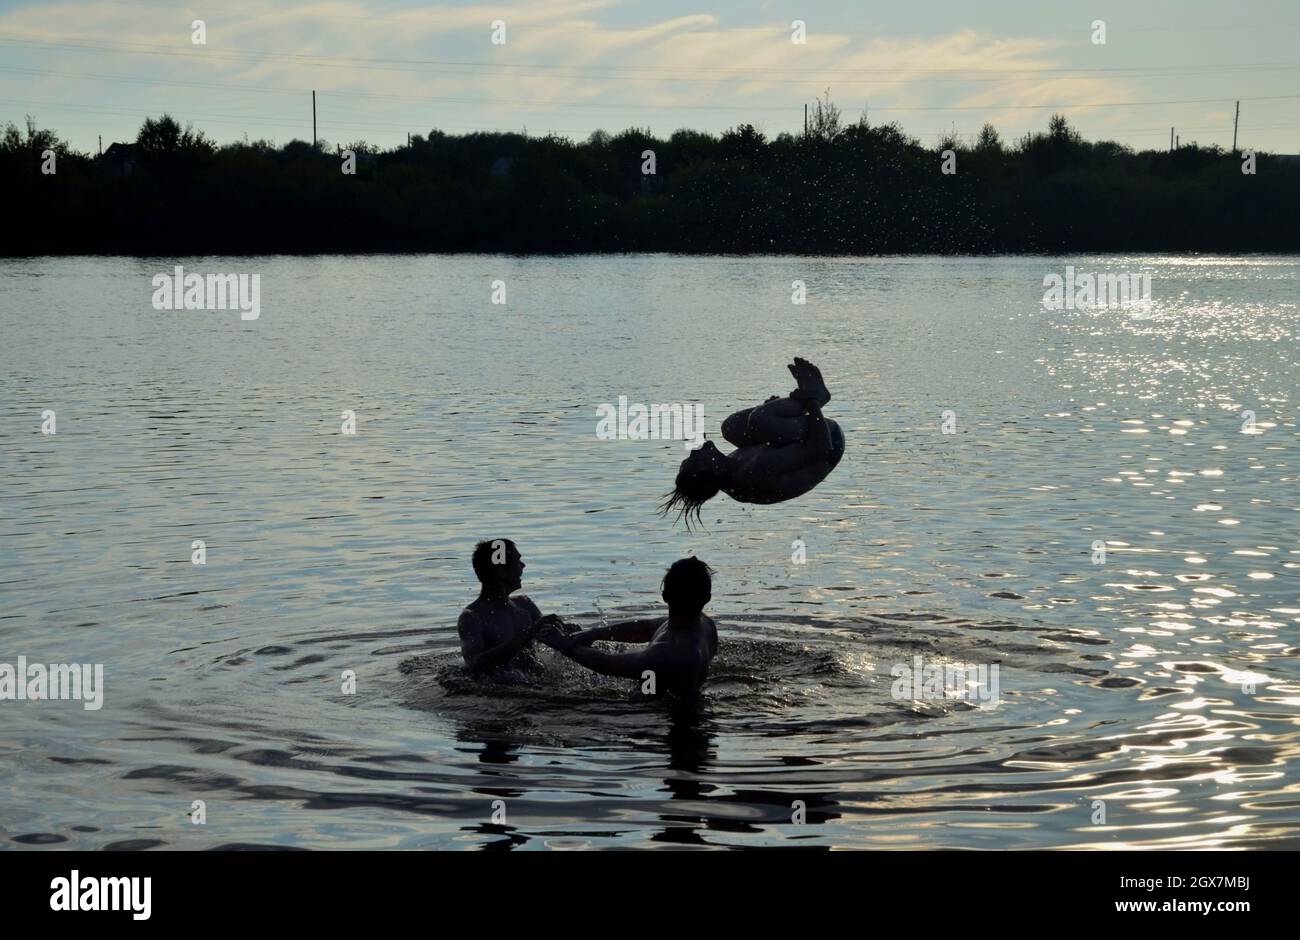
[658, 471, 721, 531]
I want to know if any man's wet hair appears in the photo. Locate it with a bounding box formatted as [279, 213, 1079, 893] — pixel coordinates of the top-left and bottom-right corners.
[661, 557, 713, 615]
[472, 538, 518, 584]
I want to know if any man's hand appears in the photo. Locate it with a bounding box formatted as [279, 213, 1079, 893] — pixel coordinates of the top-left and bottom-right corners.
[534, 614, 575, 648]
[552, 631, 597, 653]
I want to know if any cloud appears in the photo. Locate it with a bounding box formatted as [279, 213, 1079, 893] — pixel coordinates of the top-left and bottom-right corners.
[0, 1, 1159, 144]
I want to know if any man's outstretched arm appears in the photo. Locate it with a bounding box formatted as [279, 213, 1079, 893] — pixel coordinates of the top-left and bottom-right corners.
[564, 645, 652, 680]
[564, 618, 661, 647]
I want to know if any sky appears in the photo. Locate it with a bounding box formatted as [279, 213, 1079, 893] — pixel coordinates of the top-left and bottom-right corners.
[1, 0, 1298, 154]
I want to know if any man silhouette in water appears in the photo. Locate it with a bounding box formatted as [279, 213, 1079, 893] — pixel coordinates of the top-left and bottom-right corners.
[552, 558, 719, 697]
[458, 539, 566, 677]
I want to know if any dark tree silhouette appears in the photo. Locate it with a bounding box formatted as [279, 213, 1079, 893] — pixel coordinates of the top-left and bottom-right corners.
[2, 110, 1297, 256]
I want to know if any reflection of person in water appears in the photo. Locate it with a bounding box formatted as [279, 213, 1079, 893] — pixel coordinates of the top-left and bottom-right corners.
[551, 558, 718, 697]
[457, 539, 568, 677]
[660, 357, 845, 529]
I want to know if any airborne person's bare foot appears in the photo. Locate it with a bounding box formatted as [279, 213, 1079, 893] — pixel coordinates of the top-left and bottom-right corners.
[787, 356, 831, 407]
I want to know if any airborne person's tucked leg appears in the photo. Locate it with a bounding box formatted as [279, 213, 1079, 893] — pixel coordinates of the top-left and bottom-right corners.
[719, 357, 832, 447]
[721, 397, 808, 448]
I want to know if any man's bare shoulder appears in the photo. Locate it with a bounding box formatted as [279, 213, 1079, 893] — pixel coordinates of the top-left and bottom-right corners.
[513, 595, 542, 619]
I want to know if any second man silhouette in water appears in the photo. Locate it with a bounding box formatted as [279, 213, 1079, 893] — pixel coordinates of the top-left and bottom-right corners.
[551, 557, 718, 697]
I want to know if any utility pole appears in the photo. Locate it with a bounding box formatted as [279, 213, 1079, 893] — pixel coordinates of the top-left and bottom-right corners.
[1176, 134, 1180, 149]
[804, 103, 808, 137]
[1233, 100, 1240, 153]
[1170, 127, 1174, 152]
[97, 135, 101, 157]
[312, 90, 317, 150]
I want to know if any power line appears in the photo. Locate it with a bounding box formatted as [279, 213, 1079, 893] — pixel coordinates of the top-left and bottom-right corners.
[0, 64, 849, 112]
[18, 2, 1300, 35]
[4, 62, 1299, 116]
[5, 32, 1300, 81]
[842, 95, 1300, 113]
[9, 93, 1297, 146]
[8, 59, 1293, 94]
[0, 96, 589, 136]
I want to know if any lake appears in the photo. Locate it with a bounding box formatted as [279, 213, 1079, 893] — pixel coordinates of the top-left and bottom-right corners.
[1, 254, 1297, 849]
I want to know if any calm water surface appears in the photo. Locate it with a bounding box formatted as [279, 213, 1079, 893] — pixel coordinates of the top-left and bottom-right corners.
[1, 254, 1298, 849]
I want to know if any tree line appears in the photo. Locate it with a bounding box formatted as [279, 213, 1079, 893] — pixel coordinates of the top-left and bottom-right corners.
[4, 102, 1297, 255]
